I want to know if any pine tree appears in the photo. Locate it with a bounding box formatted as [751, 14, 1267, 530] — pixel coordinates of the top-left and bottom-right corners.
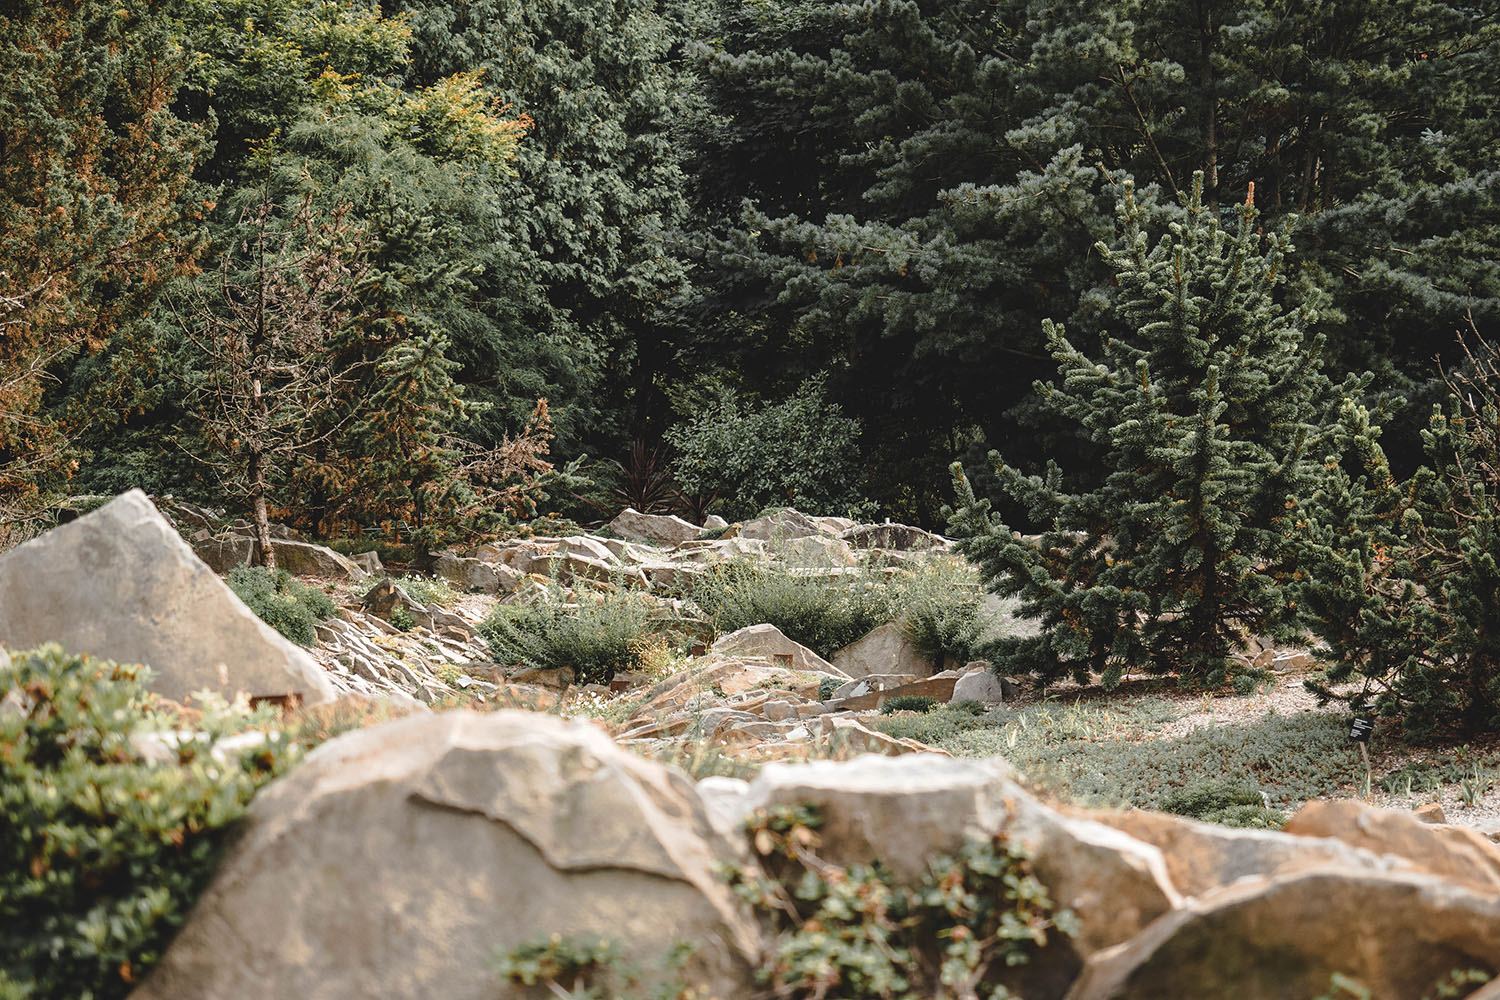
[1300, 328, 1500, 737]
[0, 0, 201, 534]
[949, 175, 1345, 688]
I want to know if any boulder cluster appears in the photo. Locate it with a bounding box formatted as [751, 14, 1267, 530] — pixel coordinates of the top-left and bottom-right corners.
[5, 491, 1500, 998]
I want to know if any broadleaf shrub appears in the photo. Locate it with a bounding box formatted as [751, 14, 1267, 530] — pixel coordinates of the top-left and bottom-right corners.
[0, 645, 294, 1000]
[225, 566, 336, 645]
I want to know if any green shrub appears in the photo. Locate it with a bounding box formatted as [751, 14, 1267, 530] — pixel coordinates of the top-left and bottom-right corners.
[666, 376, 872, 522]
[693, 562, 898, 657]
[391, 574, 457, 607]
[225, 566, 336, 646]
[1161, 779, 1286, 829]
[726, 804, 1074, 998]
[0, 645, 294, 1000]
[817, 676, 842, 701]
[478, 586, 667, 685]
[892, 559, 995, 667]
[880, 694, 940, 715]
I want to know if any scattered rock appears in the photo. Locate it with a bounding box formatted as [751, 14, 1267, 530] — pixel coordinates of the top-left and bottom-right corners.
[0, 491, 334, 705]
[951, 667, 1016, 704]
[129, 711, 760, 1000]
[840, 522, 948, 551]
[607, 507, 704, 546]
[709, 624, 845, 676]
[832, 622, 935, 679]
[738, 509, 821, 541]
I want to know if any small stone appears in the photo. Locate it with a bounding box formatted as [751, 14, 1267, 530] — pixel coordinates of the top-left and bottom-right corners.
[1414, 802, 1448, 825]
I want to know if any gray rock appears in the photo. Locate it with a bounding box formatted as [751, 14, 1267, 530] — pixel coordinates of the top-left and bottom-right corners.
[951, 669, 1017, 704]
[735, 754, 1179, 999]
[738, 509, 821, 541]
[702, 514, 729, 531]
[349, 550, 384, 575]
[433, 553, 517, 594]
[832, 622, 934, 679]
[1066, 871, 1500, 1000]
[0, 491, 334, 704]
[269, 539, 368, 581]
[129, 711, 760, 1000]
[840, 523, 948, 551]
[761, 699, 796, 722]
[188, 531, 253, 573]
[607, 507, 703, 546]
[709, 624, 845, 676]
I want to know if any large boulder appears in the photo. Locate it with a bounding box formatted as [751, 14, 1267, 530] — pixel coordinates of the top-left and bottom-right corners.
[433, 553, 518, 595]
[1283, 798, 1500, 895]
[710, 623, 844, 676]
[0, 490, 334, 704]
[129, 711, 760, 1000]
[1065, 870, 1500, 1000]
[1089, 808, 1415, 899]
[832, 622, 934, 679]
[730, 754, 1179, 999]
[188, 532, 366, 581]
[607, 507, 703, 546]
[268, 539, 368, 581]
[738, 509, 821, 541]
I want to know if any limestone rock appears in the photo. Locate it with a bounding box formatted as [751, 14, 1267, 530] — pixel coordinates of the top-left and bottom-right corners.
[840, 522, 948, 551]
[1089, 808, 1415, 899]
[607, 507, 703, 546]
[1065, 871, 1500, 1000]
[832, 622, 934, 679]
[129, 711, 759, 1000]
[710, 624, 844, 676]
[0, 490, 334, 704]
[738, 509, 821, 541]
[1284, 799, 1500, 895]
[349, 550, 384, 576]
[433, 553, 518, 594]
[835, 674, 959, 712]
[188, 530, 253, 573]
[269, 539, 367, 581]
[951, 668, 1016, 705]
[702, 514, 729, 531]
[734, 754, 1178, 999]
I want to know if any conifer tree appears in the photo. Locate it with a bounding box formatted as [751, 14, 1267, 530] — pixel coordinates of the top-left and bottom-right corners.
[1300, 328, 1500, 736]
[950, 175, 1344, 687]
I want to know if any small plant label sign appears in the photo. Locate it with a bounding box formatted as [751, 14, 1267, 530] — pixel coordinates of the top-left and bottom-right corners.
[1348, 716, 1375, 743]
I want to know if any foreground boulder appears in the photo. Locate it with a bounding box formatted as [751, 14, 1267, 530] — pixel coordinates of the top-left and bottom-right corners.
[130, 711, 760, 1000]
[1066, 870, 1500, 1000]
[721, 754, 1180, 999]
[0, 490, 333, 704]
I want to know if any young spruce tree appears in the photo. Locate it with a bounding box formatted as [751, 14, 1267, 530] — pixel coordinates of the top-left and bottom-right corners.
[1300, 329, 1500, 737]
[950, 175, 1344, 688]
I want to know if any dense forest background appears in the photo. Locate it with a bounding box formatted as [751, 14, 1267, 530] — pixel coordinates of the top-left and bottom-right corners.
[3, 0, 1498, 541]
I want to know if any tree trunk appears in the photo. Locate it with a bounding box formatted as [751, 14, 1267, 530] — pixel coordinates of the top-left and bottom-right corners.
[249, 449, 276, 571]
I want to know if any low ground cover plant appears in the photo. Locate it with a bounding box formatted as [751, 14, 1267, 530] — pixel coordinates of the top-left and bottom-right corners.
[225, 565, 336, 645]
[0, 645, 295, 1000]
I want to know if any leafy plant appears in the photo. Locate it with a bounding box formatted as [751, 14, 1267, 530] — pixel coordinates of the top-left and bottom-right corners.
[894, 559, 996, 668]
[725, 803, 1074, 999]
[225, 565, 337, 645]
[478, 584, 669, 685]
[666, 376, 872, 522]
[817, 676, 843, 701]
[0, 645, 294, 1000]
[494, 934, 698, 1000]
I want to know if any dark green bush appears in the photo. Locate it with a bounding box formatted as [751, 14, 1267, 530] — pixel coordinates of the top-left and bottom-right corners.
[692, 563, 898, 657]
[478, 587, 666, 685]
[879, 694, 940, 715]
[225, 566, 337, 645]
[0, 645, 294, 1000]
[1161, 779, 1285, 828]
[817, 676, 842, 701]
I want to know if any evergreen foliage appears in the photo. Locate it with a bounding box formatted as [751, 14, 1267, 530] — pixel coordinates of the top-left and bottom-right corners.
[0, 0, 202, 534]
[225, 566, 338, 646]
[0, 645, 293, 1000]
[1301, 332, 1500, 736]
[950, 176, 1343, 688]
[666, 377, 869, 521]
